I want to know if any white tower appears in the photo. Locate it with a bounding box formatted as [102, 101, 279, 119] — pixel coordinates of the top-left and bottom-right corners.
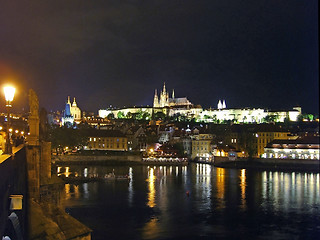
[153, 89, 159, 107]
[222, 100, 226, 109]
[218, 100, 222, 110]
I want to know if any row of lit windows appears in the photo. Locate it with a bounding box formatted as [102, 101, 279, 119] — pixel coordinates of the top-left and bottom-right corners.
[193, 141, 210, 145]
[259, 132, 287, 137]
[90, 143, 127, 149]
[258, 139, 272, 144]
[193, 147, 208, 151]
[89, 137, 126, 143]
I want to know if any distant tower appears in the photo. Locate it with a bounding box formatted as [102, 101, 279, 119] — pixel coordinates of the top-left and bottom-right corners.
[71, 97, 82, 122]
[72, 97, 77, 107]
[218, 100, 223, 110]
[160, 82, 168, 107]
[172, 89, 175, 100]
[153, 89, 159, 107]
[62, 96, 74, 126]
[222, 100, 226, 109]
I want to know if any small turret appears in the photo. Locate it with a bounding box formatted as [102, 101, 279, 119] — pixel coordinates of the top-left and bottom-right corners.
[72, 97, 77, 107]
[218, 100, 222, 110]
[153, 89, 159, 107]
[222, 100, 226, 109]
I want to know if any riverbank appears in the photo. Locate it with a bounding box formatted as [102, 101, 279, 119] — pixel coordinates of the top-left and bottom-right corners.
[209, 157, 320, 172]
[53, 154, 188, 166]
[53, 155, 319, 172]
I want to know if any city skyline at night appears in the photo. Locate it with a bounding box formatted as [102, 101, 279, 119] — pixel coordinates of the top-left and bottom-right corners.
[0, 1, 318, 114]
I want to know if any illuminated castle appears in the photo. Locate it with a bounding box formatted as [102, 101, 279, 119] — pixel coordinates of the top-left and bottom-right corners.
[153, 82, 192, 108]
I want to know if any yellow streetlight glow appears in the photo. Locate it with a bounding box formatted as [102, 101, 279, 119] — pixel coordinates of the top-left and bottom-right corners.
[15, 130, 19, 134]
[3, 86, 16, 103]
[21, 131, 24, 135]
[3, 84, 16, 154]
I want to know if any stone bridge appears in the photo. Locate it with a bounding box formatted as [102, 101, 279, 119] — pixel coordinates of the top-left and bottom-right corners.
[1, 89, 91, 239]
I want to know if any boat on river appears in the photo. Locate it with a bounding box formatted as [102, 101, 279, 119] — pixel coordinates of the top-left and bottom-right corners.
[104, 172, 130, 181]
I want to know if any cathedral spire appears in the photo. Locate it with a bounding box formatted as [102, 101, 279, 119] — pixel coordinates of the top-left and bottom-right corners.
[67, 96, 71, 104]
[153, 89, 159, 107]
[218, 100, 222, 110]
[72, 97, 77, 107]
[163, 82, 166, 94]
[172, 89, 175, 99]
[222, 100, 226, 109]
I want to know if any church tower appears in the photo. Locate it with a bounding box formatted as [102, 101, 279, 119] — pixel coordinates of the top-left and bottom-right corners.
[62, 96, 74, 126]
[72, 97, 77, 107]
[153, 89, 159, 107]
[160, 82, 168, 107]
[218, 100, 222, 109]
[222, 100, 226, 109]
[70, 97, 82, 123]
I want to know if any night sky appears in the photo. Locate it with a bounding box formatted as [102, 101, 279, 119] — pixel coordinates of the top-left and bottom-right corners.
[0, 1, 318, 114]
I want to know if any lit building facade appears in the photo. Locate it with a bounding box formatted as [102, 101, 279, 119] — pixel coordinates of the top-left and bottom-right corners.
[98, 87, 301, 123]
[263, 137, 320, 160]
[256, 131, 293, 157]
[198, 106, 301, 123]
[84, 130, 128, 151]
[191, 134, 213, 159]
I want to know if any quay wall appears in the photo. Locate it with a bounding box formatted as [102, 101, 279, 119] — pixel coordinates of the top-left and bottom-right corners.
[53, 154, 142, 164]
[212, 156, 319, 172]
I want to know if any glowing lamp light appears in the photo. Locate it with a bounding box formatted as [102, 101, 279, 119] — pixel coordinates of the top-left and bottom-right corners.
[9, 128, 13, 132]
[3, 86, 16, 105]
[15, 130, 19, 134]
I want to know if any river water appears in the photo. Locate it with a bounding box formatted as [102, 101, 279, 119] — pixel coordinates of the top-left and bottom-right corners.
[57, 163, 320, 240]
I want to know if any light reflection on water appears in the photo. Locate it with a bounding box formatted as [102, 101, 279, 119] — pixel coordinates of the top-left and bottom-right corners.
[147, 167, 156, 208]
[59, 163, 320, 239]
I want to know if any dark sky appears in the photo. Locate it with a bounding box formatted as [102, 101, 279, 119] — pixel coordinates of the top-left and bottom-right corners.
[0, 0, 318, 114]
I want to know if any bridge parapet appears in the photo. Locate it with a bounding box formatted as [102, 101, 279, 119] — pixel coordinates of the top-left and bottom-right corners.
[0, 146, 28, 239]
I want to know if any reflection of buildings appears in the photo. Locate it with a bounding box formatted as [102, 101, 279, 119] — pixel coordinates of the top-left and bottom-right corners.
[240, 169, 246, 208]
[216, 167, 225, 204]
[147, 167, 156, 208]
[261, 171, 320, 211]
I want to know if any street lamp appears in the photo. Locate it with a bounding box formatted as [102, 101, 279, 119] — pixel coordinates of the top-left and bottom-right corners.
[3, 85, 15, 154]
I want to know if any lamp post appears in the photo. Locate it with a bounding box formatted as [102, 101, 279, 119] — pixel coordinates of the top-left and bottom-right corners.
[3, 86, 15, 154]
